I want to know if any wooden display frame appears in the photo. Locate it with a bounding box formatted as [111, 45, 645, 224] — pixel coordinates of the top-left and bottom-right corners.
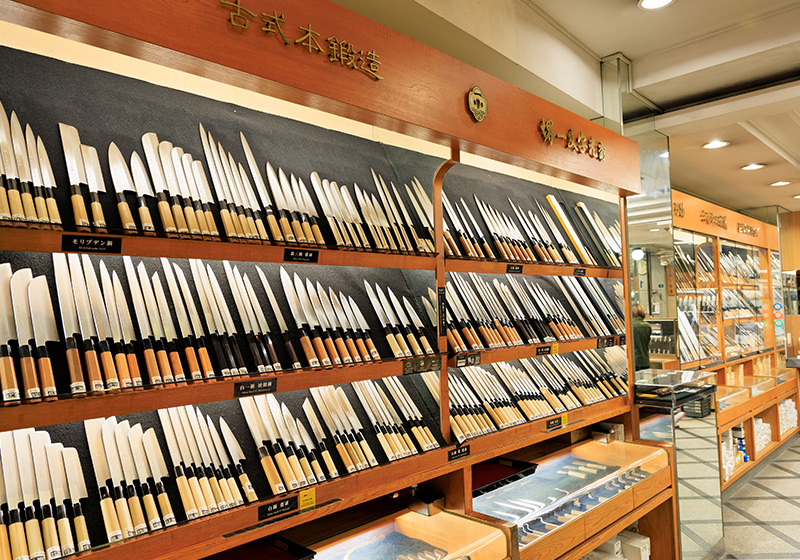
[0, 1, 670, 559]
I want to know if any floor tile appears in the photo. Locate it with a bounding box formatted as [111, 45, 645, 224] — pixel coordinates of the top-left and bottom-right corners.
[723, 525, 800, 554]
[727, 499, 800, 522]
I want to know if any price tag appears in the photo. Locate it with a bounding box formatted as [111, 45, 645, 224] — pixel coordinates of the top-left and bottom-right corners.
[574, 268, 586, 276]
[437, 286, 446, 337]
[454, 353, 481, 367]
[619, 335, 626, 346]
[596, 336, 615, 349]
[448, 444, 470, 461]
[536, 345, 552, 356]
[62, 234, 121, 254]
[233, 378, 277, 397]
[298, 488, 316, 510]
[403, 355, 442, 374]
[545, 416, 563, 430]
[506, 264, 523, 274]
[283, 249, 319, 263]
[258, 495, 298, 521]
[552, 343, 559, 354]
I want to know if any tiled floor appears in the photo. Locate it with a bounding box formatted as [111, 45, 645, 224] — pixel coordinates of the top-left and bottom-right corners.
[718, 433, 800, 559]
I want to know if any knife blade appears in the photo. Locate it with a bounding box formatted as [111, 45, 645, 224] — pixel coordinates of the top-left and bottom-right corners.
[198, 123, 237, 239]
[290, 173, 316, 244]
[316, 282, 357, 364]
[0, 263, 20, 401]
[109, 270, 142, 387]
[280, 401, 318, 484]
[177, 152, 211, 236]
[151, 272, 187, 383]
[278, 267, 320, 368]
[28, 275, 59, 397]
[189, 259, 238, 377]
[162, 408, 207, 517]
[160, 258, 201, 380]
[242, 272, 281, 371]
[111, 421, 149, 535]
[322, 178, 355, 246]
[222, 262, 267, 374]
[327, 287, 368, 363]
[35, 136, 62, 227]
[142, 133, 188, 235]
[277, 167, 305, 243]
[335, 386, 379, 466]
[386, 286, 425, 356]
[80, 144, 108, 231]
[10, 269, 41, 399]
[364, 280, 405, 358]
[345, 295, 381, 360]
[295, 420, 328, 481]
[79, 254, 120, 389]
[341, 185, 370, 248]
[292, 272, 332, 366]
[218, 146, 257, 240]
[187, 158, 221, 237]
[125, 424, 164, 531]
[0, 102, 25, 222]
[121, 256, 162, 385]
[24, 124, 49, 225]
[301, 398, 340, 478]
[0, 431, 29, 560]
[205, 415, 248, 504]
[302, 277, 342, 365]
[129, 151, 162, 234]
[100, 418, 136, 537]
[164, 144, 201, 236]
[0, 103, 14, 221]
[240, 132, 282, 242]
[176, 407, 219, 513]
[255, 266, 301, 370]
[309, 387, 360, 472]
[140, 427, 178, 525]
[205, 263, 248, 375]
[45, 443, 76, 555]
[98, 262, 134, 389]
[265, 162, 295, 242]
[309, 172, 344, 247]
[172, 263, 216, 379]
[255, 394, 305, 489]
[192, 409, 235, 509]
[15, 429, 48, 560]
[236, 162, 270, 241]
[135, 261, 175, 383]
[217, 418, 258, 502]
[316, 387, 366, 470]
[208, 132, 248, 240]
[297, 177, 326, 244]
[107, 142, 139, 232]
[9, 112, 38, 223]
[239, 396, 289, 494]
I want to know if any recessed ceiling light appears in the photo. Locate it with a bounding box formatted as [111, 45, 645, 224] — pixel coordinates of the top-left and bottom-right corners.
[649, 228, 660, 232]
[771, 181, 790, 187]
[638, 0, 674, 9]
[703, 140, 729, 149]
[741, 163, 765, 171]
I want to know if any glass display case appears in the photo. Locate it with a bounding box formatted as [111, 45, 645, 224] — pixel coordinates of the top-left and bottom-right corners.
[716, 386, 749, 412]
[721, 376, 776, 397]
[771, 251, 786, 345]
[767, 368, 796, 386]
[309, 507, 509, 560]
[471, 440, 669, 554]
[633, 369, 717, 409]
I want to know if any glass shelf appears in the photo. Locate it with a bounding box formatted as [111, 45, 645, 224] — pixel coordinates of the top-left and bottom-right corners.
[716, 386, 750, 411]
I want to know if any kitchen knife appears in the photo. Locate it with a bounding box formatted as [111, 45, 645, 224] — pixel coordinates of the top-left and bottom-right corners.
[107, 142, 139, 232]
[10, 269, 41, 399]
[140, 428, 177, 526]
[44, 443, 75, 556]
[27, 276, 59, 397]
[79, 144, 108, 231]
[36, 137, 62, 228]
[62, 447, 92, 551]
[29, 431, 60, 559]
[126, 423, 164, 531]
[0, 263, 20, 401]
[23, 124, 49, 225]
[9, 112, 38, 223]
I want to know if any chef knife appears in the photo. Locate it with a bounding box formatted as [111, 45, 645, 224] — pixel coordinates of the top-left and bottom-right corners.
[9, 112, 38, 223]
[23, 124, 49, 225]
[36, 137, 62, 228]
[107, 142, 139, 232]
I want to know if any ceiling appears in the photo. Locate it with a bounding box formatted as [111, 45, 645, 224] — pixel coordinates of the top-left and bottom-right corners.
[531, 0, 800, 216]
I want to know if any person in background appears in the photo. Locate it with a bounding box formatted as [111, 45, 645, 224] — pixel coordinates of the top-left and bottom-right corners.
[632, 303, 651, 371]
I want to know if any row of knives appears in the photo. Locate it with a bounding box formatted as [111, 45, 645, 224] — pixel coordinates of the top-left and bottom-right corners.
[0, 98, 623, 268]
[421, 348, 627, 444]
[0, 253, 435, 400]
[442, 190, 621, 267]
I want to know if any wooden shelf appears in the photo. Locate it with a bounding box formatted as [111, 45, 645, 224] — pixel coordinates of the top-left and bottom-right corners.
[0, 228, 437, 270]
[0, 358, 412, 430]
[444, 257, 622, 278]
[447, 336, 624, 368]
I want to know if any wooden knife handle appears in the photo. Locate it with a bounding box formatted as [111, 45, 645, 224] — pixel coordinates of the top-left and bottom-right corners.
[36, 512, 57, 560]
[156, 195, 177, 233]
[0, 520, 12, 560]
[113, 492, 135, 538]
[186, 474, 209, 516]
[273, 448, 300, 491]
[311, 335, 331, 367]
[307, 451, 325, 482]
[276, 211, 294, 242]
[225, 475, 244, 506]
[245, 334, 264, 373]
[364, 335, 381, 360]
[357, 436, 378, 467]
[228, 335, 248, 376]
[171, 199, 189, 234]
[82, 339, 105, 392]
[141, 340, 161, 385]
[20, 187, 38, 223]
[197, 342, 215, 379]
[137, 199, 155, 233]
[35, 352, 57, 398]
[236, 469, 258, 503]
[183, 341, 201, 380]
[155, 484, 178, 526]
[244, 213, 258, 240]
[0, 350, 20, 401]
[299, 334, 320, 368]
[8, 515, 28, 560]
[318, 443, 339, 478]
[197, 475, 218, 514]
[322, 333, 340, 365]
[63, 340, 86, 394]
[98, 495, 123, 543]
[98, 343, 119, 390]
[123, 344, 142, 387]
[287, 447, 310, 485]
[345, 436, 366, 470]
[140, 489, 162, 531]
[206, 474, 225, 510]
[33, 188, 49, 224]
[308, 218, 326, 245]
[155, 346, 173, 384]
[229, 206, 246, 238]
[217, 208, 235, 239]
[167, 345, 185, 382]
[289, 216, 306, 244]
[183, 204, 200, 235]
[405, 331, 423, 356]
[300, 219, 315, 245]
[0, 185, 11, 220]
[214, 474, 232, 508]
[127, 493, 148, 535]
[203, 207, 219, 237]
[116, 194, 137, 231]
[254, 216, 270, 241]
[72, 504, 92, 550]
[418, 333, 435, 355]
[334, 335, 352, 364]
[354, 336, 371, 362]
[55, 506, 75, 556]
[297, 454, 316, 484]
[19, 349, 41, 399]
[88, 191, 107, 230]
[258, 448, 287, 495]
[194, 207, 209, 236]
[332, 434, 356, 473]
[113, 346, 132, 389]
[344, 336, 360, 363]
[44, 191, 62, 226]
[7, 180, 24, 221]
[283, 336, 302, 370]
[264, 211, 283, 242]
[395, 330, 412, 357]
[382, 327, 403, 358]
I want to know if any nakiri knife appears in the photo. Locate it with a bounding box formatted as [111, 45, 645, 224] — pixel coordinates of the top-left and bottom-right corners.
[222, 262, 267, 374]
[142, 133, 188, 235]
[129, 151, 160, 235]
[27, 276, 59, 398]
[110, 270, 143, 387]
[160, 258, 202, 380]
[345, 295, 381, 360]
[316, 282, 358, 364]
[301, 276, 342, 365]
[218, 418, 259, 502]
[1, 431, 30, 560]
[240, 132, 283, 242]
[265, 162, 295, 242]
[79, 144, 108, 232]
[44, 443, 76, 556]
[140, 427, 178, 526]
[187, 158, 221, 238]
[157, 408, 203, 519]
[205, 415, 247, 505]
[172, 263, 216, 379]
[107, 142, 139, 232]
[112, 420, 149, 535]
[363, 280, 406, 359]
[291, 272, 333, 366]
[0, 263, 21, 401]
[163, 144, 201, 236]
[175, 151, 210, 237]
[9, 112, 38, 223]
[255, 266, 302, 370]
[151, 272, 188, 383]
[198, 123, 237, 240]
[301, 398, 341, 479]
[278, 267, 321, 368]
[256, 394, 306, 488]
[241, 272, 282, 372]
[51, 254, 88, 394]
[125, 424, 164, 531]
[239, 396, 289, 495]
[61, 447, 92, 551]
[327, 288, 369, 363]
[36, 137, 62, 228]
[78, 254, 120, 390]
[98, 261, 134, 389]
[122, 256, 165, 385]
[99, 418, 136, 538]
[10, 269, 42, 399]
[13, 429, 46, 560]
[178, 407, 223, 513]
[192, 408, 235, 509]
[23, 124, 49, 225]
[170, 407, 215, 515]
[134, 261, 175, 383]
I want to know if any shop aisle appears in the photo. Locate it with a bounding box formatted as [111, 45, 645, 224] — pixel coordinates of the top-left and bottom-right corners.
[720, 434, 800, 558]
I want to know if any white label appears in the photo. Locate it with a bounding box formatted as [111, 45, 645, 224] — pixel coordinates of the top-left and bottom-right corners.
[346, 464, 357, 473]
[275, 482, 287, 493]
[149, 517, 162, 530]
[78, 540, 92, 551]
[2, 388, 20, 400]
[26, 388, 41, 399]
[185, 509, 199, 521]
[321, 357, 332, 367]
[30, 552, 45, 560]
[198, 506, 209, 516]
[91, 380, 105, 391]
[330, 469, 339, 478]
[317, 472, 325, 482]
[369, 348, 380, 359]
[123, 526, 135, 538]
[227, 499, 236, 508]
[306, 474, 317, 485]
[245, 481, 255, 495]
[191, 371, 203, 380]
[207, 503, 218, 514]
[343, 356, 353, 364]
[108, 530, 123, 542]
[61, 545, 76, 556]
[122, 379, 133, 388]
[106, 379, 120, 390]
[220, 368, 231, 377]
[368, 457, 379, 467]
[13, 554, 29, 560]
[134, 523, 147, 535]
[133, 377, 143, 387]
[205, 370, 216, 379]
[256, 365, 266, 373]
[309, 358, 321, 368]
[237, 367, 248, 376]
[150, 376, 162, 385]
[273, 363, 283, 372]
[217, 501, 227, 511]
[47, 547, 60, 559]
[43, 387, 57, 397]
[173, 373, 184, 382]
[163, 514, 177, 526]
[69, 381, 86, 394]
[163, 375, 175, 383]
